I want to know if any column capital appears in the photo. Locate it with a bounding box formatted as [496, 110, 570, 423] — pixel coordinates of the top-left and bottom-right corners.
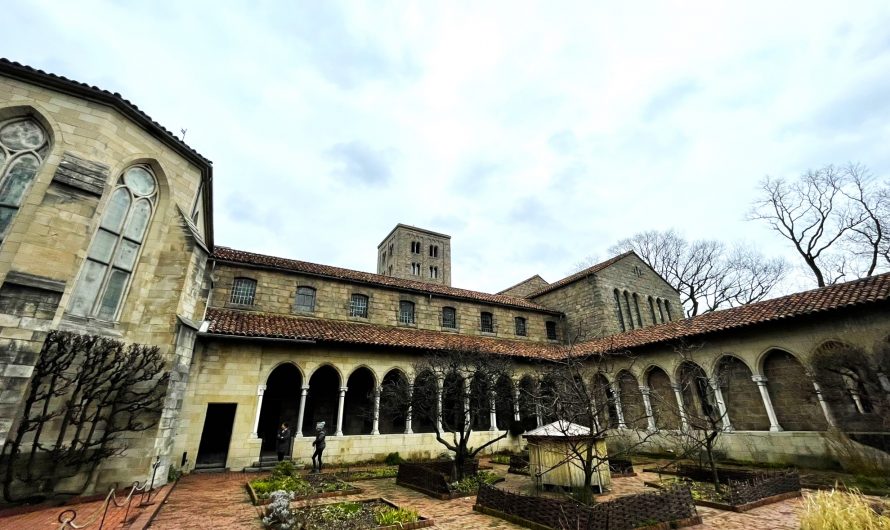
[339, 386, 349, 393]
[257, 384, 267, 396]
[751, 375, 768, 384]
[638, 385, 651, 395]
[302, 384, 310, 390]
[670, 383, 683, 392]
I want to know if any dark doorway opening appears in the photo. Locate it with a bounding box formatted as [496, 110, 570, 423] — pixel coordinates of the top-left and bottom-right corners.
[196, 403, 237, 469]
[258, 363, 303, 454]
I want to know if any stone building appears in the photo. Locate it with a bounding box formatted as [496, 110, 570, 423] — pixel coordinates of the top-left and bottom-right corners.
[0, 59, 888, 494]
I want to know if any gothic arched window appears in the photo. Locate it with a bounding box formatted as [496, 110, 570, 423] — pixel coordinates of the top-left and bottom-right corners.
[0, 118, 50, 242]
[69, 165, 158, 320]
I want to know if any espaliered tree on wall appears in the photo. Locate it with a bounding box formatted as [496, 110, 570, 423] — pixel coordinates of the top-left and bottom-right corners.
[379, 347, 513, 482]
[0, 330, 168, 502]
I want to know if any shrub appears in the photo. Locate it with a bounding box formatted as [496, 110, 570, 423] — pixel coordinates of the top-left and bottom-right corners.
[262, 490, 296, 530]
[374, 506, 419, 525]
[450, 471, 500, 494]
[801, 489, 890, 529]
[384, 452, 404, 466]
[490, 454, 511, 465]
[271, 460, 297, 479]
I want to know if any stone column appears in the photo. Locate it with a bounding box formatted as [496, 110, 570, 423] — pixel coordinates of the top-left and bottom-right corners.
[295, 385, 309, 437]
[590, 392, 602, 432]
[752, 375, 783, 432]
[709, 378, 733, 432]
[877, 371, 890, 393]
[535, 401, 543, 428]
[335, 386, 347, 436]
[251, 384, 266, 438]
[464, 383, 472, 432]
[812, 380, 836, 428]
[371, 387, 381, 435]
[405, 382, 414, 435]
[639, 385, 657, 432]
[512, 386, 521, 422]
[436, 382, 443, 433]
[611, 382, 627, 429]
[489, 390, 498, 431]
[671, 384, 689, 431]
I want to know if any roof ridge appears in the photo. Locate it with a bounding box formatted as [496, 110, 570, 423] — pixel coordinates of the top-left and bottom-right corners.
[528, 251, 635, 297]
[495, 274, 548, 295]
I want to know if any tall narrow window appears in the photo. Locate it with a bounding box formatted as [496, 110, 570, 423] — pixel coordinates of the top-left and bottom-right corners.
[648, 296, 657, 325]
[514, 316, 527, 336]
[412, 262, 421, 275]
[480, 312, 494, 333]
[229, 278, 257, 305]
[664, 300, 673, 321]
[656, 298, 665, 323]
[0, 118, 50, 243]
[613, 289, 626, 332]
[442, 307, 457, 329]
[429, 245, 438, 257]
[546, 321, 557, 340]
[295, 286, 316, 312]
[429, 266, 438, 279]
[399, 301, 415, 324]
[69, 165, 158, 319]
[624, 291, 635, 330]
[349, 294, 369, 318]
[633, 293, 643, 327]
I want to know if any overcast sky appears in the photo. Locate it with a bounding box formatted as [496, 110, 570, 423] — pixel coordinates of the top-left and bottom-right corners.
[4, 1, 890, 293]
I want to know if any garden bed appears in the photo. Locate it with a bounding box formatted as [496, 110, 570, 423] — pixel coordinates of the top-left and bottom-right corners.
[324, 466, 399, 482]
[264, 496, 434, 529]
[644, 468, 801, 512]
[608, 458, 637, 478]
[395, 462, 503, 500]
[247, 464, 363, 505]
[474, 483, 701, 530]
[508, 454, 530, 475]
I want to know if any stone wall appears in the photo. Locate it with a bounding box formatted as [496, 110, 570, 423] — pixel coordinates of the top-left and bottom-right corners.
[498, 275, 550, 298]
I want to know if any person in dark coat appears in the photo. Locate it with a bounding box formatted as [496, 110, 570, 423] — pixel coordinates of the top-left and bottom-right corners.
[276, 422, 291, 462]
[311, 423, 326, 472]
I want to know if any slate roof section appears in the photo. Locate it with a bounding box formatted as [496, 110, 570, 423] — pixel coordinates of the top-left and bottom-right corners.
[527, 252, 635, 298]
[212, 246, 561, 313]
[575, 271, 890, 354]
[204, 308, 562, 359]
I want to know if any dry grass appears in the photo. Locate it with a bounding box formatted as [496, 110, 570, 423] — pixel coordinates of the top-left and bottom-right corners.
[801, 489, 890, 530]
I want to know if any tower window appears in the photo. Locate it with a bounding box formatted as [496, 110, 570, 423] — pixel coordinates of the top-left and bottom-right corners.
[295, 286, 316, 312]
[613, 289, 626, 332]
[442, 307, 457, 329]
[230, 277, 257, 305]
[349, 294, 369, 318]
[429, 245, 438, 257]
[429, 266, 439, 279]
[514, 316, 527, 336]
[411, 262, 421, 275]
[399, 300, 415, 324]
[546, 321, 557, 340]
[411, 241, 422, 254]
[480, 312, 494, 333]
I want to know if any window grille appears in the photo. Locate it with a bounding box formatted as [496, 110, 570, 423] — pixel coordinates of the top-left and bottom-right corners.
[514, 317, 527, 336]
[350, 294, 368, 318]
[442, 307, 457, 329]
[296, 286, 316, 312]
[399, 301, 415, 324]
[546, 321, 557, 340]
[230, 278, 257, 305]
[480, 312, 494, 333]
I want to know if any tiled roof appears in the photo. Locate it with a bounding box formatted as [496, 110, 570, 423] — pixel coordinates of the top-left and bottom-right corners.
[575, 272, 890, 354]
[212, 246, 560, 313]
[528, 252, 635, 297]
[204, 308, 562, 359]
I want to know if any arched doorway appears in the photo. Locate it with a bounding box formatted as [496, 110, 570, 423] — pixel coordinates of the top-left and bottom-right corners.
[343, 367, 375, 435]
[646, 366, 676, 430]
[716, 355, 769, 431]
[305, 365, 340, 435]
[257, 363, 302, 453]
[379, 369, 409, 434]
[618, 371, 646, 429]
[762, 350, 825, 431]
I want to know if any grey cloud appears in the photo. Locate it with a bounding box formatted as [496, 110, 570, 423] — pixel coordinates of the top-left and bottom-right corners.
[327, 141, 394, 186]
[802, 78, 890, 133]
[642, 79, 701, 121]
[452, 160, 504, 193]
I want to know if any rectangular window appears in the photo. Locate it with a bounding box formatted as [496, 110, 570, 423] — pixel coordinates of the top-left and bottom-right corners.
[514, 317, 527, 336]
[349, 294, 368, 318]
[295, 286, 316, 312]
[480, 312, 494, 333]
[546, 321, 557, 340]
[399, 301, 415, 324]
[442, 307, 457, 329]
[230, 278, 256, 305]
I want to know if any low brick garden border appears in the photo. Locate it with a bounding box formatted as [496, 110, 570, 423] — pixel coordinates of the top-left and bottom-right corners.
[643, 468, 801, 512]
[474, 483, 701, 530]
[245, 479, 363, 506]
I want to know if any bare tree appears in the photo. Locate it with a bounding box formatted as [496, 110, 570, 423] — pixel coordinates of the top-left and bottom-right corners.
[567, 254, 601, 275]
[379, 348, 513, 481]
[610, 230, 787, 316]
[749, 163, 890, 287]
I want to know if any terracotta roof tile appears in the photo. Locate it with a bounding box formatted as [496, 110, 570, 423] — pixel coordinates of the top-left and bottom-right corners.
[204, 308, 562, 360]
[212, 246, 559, 313]
[576, 272, 890, 354]
[528, 252, 634, 297]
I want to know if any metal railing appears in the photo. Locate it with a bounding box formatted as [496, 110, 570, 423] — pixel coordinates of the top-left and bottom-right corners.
[57, 455, 161, 530]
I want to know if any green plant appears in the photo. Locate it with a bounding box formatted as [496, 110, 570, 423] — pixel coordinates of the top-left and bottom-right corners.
[271, 460, 297, 479]
[801, 489, 890, 529]
[490, 454, 511, 465]
[384, 452, 404, 466]
[449, 470, 500, 494]
[167, 466, 182, 482]
[374, 505, 419, 525]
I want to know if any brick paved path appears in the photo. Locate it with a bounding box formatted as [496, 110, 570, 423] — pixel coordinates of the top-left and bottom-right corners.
[148, 462, 807, 529]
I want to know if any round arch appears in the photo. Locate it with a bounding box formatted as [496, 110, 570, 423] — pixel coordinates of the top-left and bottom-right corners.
[307, 362, 345, 384]
[762, 349, 826, 431]
[645, 365, 677, 430]
[305, 365, 341, 435]
[517, 375, 538, 431]
[617, 370, 646, 429]
[263, 360, 305, 384]
[714, 355, 769, 431]
[411, 369, 439, 433]
[810, 341, 883, 432]
[257, 363, 303, 453]
[379, 368, 410, 434]
[592, 372, 619, 429]
[346, 364, 379, 388]
[343, 366, 375, 435]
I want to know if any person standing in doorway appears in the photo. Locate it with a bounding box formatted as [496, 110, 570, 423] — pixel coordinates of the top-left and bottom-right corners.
[311, 422, 326, 472]
[276, 422, 291, 462]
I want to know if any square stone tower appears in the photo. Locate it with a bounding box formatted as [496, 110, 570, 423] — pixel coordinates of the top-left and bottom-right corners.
[377, 224, 452, 286]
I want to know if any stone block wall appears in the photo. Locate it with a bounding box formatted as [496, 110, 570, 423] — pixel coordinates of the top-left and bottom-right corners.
[377, 224, 451, 286]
